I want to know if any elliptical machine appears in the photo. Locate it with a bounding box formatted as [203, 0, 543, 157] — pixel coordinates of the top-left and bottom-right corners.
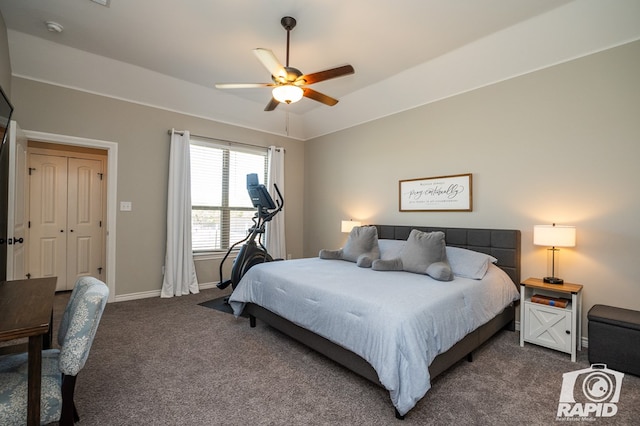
[217, 173, 284, 291]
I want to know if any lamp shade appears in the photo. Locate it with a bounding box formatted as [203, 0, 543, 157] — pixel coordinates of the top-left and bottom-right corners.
[533, 224, 576, 247]
[272, 85, 303, 104]
[341, 220, 361, 233]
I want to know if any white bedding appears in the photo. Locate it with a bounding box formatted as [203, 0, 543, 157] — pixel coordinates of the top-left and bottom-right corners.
[229, 257, 520, 416]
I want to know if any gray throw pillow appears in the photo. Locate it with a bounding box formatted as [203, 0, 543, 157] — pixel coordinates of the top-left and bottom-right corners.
[372, 229, 453, 281]
[401, 230, 448, 275]
[370, 257, 403, 271]
[426, 261, 453, 281]
[319, 226, 380, 268]
[318, 249, 342, 260]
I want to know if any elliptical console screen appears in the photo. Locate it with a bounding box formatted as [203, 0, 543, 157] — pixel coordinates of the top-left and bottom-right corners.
[246, 173, 276, 209]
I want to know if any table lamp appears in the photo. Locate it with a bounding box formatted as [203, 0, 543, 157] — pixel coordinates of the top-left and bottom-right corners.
[533, 224, 576, 284]
[341, 220, 361, 233]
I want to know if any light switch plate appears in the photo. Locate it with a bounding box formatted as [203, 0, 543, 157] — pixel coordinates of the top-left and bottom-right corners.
[120, 201, 132, 211]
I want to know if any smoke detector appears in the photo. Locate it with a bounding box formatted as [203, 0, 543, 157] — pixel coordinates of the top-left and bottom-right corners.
[45, 21, 64, 33]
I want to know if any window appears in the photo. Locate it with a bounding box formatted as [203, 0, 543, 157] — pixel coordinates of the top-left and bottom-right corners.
[190, 138, 268, 252]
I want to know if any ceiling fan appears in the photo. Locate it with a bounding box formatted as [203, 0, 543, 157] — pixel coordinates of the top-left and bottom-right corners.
[215, 16, 355, 111]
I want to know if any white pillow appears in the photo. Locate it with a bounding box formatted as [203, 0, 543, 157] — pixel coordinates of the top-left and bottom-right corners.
[378, 239, 405, 260]
[445, 246, 497, 280]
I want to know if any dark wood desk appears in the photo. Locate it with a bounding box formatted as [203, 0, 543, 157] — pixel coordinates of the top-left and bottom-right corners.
[0, 277, 57, 426]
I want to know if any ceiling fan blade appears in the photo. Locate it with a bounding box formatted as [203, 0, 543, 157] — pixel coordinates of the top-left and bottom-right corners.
[264, 98, 280, 111]
[302, 88, 339, 106]
[253, 48, 286, 80]
[215, 83, 273, 89]
[299, 65, 355, 85]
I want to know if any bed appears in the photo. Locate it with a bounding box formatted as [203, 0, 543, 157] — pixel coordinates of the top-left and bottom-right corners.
[229, 225, 521, 418]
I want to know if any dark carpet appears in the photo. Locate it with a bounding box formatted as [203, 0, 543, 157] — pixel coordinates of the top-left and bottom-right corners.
[49, 289, 639, 425]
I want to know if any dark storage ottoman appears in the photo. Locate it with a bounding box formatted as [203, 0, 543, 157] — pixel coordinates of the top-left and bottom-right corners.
[588, 304, 640, 377]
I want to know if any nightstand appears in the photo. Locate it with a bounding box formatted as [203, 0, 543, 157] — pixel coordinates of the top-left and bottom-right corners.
[519, 277, 583, 362]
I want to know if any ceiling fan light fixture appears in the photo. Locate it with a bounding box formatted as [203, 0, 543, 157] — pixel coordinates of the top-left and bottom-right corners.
[217, 16, 353, 111]
[272, 84, 303, 104]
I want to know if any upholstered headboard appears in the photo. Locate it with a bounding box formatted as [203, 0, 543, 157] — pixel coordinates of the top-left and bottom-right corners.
[373, 225, 521, 286]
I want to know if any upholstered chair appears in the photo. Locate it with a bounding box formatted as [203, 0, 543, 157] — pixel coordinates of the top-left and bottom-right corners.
[0, 276, 109, 425]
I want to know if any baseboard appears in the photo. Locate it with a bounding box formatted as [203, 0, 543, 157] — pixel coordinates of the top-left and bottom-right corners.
[114, 289, 160, 302]
[198, 281, 218, 290]
[113, 281, 219, 302]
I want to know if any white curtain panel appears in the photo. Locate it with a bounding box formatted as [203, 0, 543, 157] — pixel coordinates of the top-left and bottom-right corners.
[266, 146, 286, 260]
[161, 130, 199, 297]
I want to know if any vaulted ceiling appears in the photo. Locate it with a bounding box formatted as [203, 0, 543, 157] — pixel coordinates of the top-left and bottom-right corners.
[1, 0, 638, 140]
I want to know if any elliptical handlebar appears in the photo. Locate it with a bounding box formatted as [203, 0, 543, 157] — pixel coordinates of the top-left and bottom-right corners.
[260, 183, 283, 223]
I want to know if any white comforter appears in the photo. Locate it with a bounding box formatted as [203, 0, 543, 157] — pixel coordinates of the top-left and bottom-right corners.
[229, 258, 520, 416]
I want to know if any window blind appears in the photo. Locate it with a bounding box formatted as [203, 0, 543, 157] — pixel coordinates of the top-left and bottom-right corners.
[190, 138, 267, 252]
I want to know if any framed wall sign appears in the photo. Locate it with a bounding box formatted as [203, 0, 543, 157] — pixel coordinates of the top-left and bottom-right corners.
[399, 173, 472, 212]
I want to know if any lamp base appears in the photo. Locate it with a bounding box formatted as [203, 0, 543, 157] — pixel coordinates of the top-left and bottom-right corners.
[543, 276, 564, 284]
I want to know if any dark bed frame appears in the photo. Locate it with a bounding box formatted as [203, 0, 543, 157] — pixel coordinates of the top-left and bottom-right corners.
[244, 225, 521, 419]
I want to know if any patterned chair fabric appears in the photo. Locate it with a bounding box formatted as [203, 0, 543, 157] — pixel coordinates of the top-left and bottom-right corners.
[0, 351, 63, 425]
[0, 277, 109, 425]
[57, 277, 109, 376]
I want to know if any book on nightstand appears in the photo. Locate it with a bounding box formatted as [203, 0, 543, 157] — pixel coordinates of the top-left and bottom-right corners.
[531, 294, 570, 308]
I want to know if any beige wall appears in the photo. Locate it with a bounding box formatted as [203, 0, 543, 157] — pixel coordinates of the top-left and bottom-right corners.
[11, 78, 304, 297]
[0, 12, 10, 95]
[305, 40, 640, 338]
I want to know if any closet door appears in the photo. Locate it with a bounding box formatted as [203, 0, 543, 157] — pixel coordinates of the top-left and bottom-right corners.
[28, 154, 68, 289]
[67, 158, 103, 289]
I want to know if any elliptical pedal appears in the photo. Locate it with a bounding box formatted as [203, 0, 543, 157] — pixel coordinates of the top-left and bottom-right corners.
[217, 279, 232, 290]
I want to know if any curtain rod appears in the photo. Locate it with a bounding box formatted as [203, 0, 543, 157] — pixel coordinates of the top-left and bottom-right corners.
[168, 129, 283, 152]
